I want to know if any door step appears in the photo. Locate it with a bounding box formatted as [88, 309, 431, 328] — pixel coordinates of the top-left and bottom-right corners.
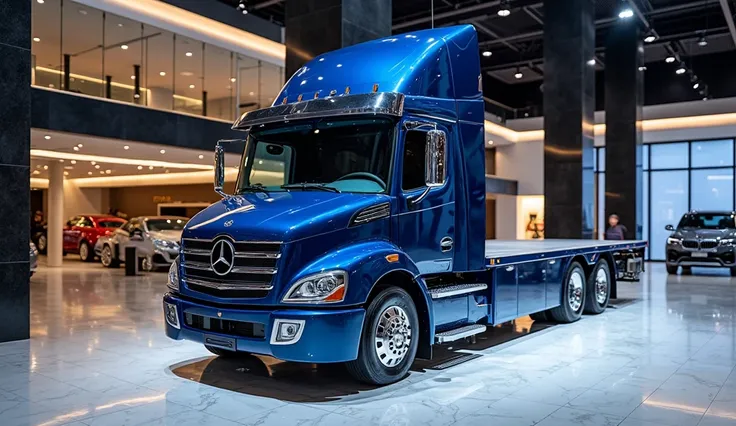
[429, 283, 487, 300]
[428, 353, 483, 370]
[435, 324, 486, 344]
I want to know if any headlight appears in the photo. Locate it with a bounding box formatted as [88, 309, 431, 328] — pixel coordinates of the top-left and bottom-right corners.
[282, 270, 347, 303]
[153, 238, 179, 250]
[667, 237, 682, 245]
[720, 238, 735, 246]
[167, 258, 180, 291]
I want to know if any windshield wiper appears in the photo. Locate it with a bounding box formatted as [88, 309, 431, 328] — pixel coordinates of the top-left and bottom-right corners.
[281, 183, 341, 193]
[238, 183, 269, 194]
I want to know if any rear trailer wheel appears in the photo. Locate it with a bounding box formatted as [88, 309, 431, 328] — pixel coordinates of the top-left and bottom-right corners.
[346, 287, 419, 385]
[584, 260, 610, 314]
[666, 265, 678, 274]
[548, 262, 586, 323]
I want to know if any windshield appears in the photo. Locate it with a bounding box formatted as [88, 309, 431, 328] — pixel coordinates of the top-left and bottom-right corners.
[236, 118, 395, 194]
[678, 213, 735, 230]
[97, 220, 124, 228]
[145, 218, 187, 232]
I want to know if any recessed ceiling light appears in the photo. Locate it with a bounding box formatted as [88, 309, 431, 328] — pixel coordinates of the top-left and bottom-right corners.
[123, 145, 129, 150]
[693, 83, 700, 89]
[121, 44, 129, 50]
[58, 159, 64, 163]
[160, 149, 166, 154]
[165, 169, 170, 173]
[514, 71, 523, 79]
[77, 144, 83, 148]
[70, 160, 76, 164]
[91, 161, 96, 165]
[43, 165, 48, 170]
[230, 77, 236, 82]
[73, 146, 79, 151]
[185, 52, 193, 57]
[44, 135, 51, 140]
[105, 170, 111, 174]
[698, 36, 708, 47]
[644, 35, 657, 43]
[676, 65, 686, 75]
[180, 71, 193, 77]
[137, 166, 143, 170]
[498, 8, 510, 17]
[88, 171, 93, 175]
[64, 171, 69, 176]
[33, 170, 40, 175]
[95, 164, 100, 169]
[638, 66, 647, 71]
[189, 84, 195, 89]
[249, 91, 255, 96]
[587, 59, 596, 66]
[149, 166, 154, 170]
[37, 0, 44, 3]
[618, 8, 634, 19]
[100, 171, 105, 174]
[665, 56, 675, 63]
[482, 51, 492, 57]
[487, 140, 494, 145]
[33, 37, 40, 43]
[198, 154, 204, 159]
[159, 71, 166, 76]
[130, 75, 135, 80]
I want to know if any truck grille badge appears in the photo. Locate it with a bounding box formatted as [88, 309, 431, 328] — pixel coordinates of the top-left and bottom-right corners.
[210, 239, 235, 276]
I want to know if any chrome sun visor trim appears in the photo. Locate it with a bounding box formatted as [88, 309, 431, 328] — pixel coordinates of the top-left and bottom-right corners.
[232, 92, 405, 129]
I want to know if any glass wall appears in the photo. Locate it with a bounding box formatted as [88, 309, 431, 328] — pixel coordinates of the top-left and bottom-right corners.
[595, 138, 736, 260]
[30, 0, 284, 121]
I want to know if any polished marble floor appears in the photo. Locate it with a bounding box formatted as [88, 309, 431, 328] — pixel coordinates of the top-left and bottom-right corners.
[1, 258, 735, 426]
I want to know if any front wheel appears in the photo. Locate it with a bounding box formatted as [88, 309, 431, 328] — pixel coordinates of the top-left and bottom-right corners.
[666, 265, 678, 274]
[346, 287, 418, 385]
[548, 262, 586, 323]
[37, 234, 47, 254]
[584, 260, 610, 314]
[79, 241, 92, 262]
[100, 245, 119, 268]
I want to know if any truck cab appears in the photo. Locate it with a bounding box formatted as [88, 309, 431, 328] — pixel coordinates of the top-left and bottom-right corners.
[163, 25, 646, 385]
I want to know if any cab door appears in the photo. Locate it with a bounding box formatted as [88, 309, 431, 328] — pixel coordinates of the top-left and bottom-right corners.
[396, 125, 455, 274]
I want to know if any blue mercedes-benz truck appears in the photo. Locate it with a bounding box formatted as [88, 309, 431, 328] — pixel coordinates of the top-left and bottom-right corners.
[163, 25, 646, 385]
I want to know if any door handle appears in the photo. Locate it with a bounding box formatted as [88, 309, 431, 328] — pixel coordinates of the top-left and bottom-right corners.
[440, 237, 453, 252]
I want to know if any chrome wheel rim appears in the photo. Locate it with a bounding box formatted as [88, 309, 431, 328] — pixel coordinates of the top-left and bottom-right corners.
[568, 270, 584, 312]
[374, 306, 412, 367]
[142, 256, 153, 272]
[38, 235, 46, 251]
[79, 243, 88, 261]
[595, 268, 608, 305]
[101, 246, 112, 267]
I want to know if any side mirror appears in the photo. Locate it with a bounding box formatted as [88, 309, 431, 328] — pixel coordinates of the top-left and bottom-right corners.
[214, 144, 226, 198]
[665, 224, 674, 231]
[425, 129, 446, 187]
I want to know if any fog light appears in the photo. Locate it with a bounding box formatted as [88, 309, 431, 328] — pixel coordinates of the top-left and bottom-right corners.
[164, 302, 180, 329]
[270, 319, 305, 345]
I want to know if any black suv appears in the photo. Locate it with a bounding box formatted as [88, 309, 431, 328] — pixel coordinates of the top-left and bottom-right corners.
[665, 211, 736, 275]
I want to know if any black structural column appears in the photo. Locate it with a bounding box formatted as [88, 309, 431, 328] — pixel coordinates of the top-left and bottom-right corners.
[0, 0, 31, 342]
[605, 20, 643, 240]
[284, 0, 392, 78]
[543, 0, 596, 239]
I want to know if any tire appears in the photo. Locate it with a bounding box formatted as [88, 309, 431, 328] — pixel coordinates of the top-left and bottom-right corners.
[681, 266, 692, 275]
[666, 265, 678, 274]
[584, 260, 610, 315]
[79, 241, 92, 262]
[205, 345, 249, 358]
[141, 256, 154, 272]
[346, 287, 419, 385]
[100, 244, 119, 268]
[548, 262, 586, 323]
[37, 234, 47, 254]
[730, 267, 736, 277]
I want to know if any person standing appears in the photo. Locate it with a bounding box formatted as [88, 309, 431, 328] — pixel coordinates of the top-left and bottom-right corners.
[605, 214, 627, 240]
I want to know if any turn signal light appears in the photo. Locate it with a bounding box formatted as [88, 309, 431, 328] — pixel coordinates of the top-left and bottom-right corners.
[385, 253, 399, 263]
[323, 285, 346, 302]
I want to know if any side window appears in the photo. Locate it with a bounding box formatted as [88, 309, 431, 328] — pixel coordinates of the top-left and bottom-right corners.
[66, 216, 79, 227]
[402, 130, 427, 191]
[250, 143, 293, 186]
[79, 217, 93, 227]
[120, 222, 133, 233]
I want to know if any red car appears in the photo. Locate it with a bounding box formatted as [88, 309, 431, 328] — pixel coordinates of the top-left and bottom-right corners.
[63, 215, 126, 262]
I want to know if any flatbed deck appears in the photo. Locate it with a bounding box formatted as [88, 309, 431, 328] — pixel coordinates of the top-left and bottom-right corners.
[485, 239, 647, 267]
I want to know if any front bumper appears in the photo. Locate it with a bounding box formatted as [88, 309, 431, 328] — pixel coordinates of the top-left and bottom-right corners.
[666, 246, 735, 267]
[163, 293, 365, 363]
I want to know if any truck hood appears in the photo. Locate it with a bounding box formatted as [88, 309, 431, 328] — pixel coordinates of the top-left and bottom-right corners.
[674, 228, 736, 239]
[182, 191, 389, 242]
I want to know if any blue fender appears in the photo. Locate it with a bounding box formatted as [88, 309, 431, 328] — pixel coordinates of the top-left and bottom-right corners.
[284, 240, 435, 356]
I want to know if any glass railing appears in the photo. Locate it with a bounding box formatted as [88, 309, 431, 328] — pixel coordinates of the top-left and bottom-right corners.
[30, 0, 284, 122]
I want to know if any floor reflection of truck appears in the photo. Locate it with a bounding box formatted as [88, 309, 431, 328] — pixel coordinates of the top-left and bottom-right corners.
[163, 25, 647, 385]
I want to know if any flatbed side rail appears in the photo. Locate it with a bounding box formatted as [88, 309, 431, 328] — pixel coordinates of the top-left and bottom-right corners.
[485, 241, 648, 268]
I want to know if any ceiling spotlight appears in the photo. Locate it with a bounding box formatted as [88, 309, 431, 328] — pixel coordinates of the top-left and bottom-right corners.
[159, 71, 166, 76]
[676, 64, 686, 74]
[587, 58, 596, 66]
[77, 144, 83, 148]
[130, 75, 135, 80]
[514, 68, 523, 79]
[33, 170, 40, 175]
[618, 8, 634, 19]
[100, 171, 105, 174]
[44, 135, 51, 140]
[698, 36, 708, 47]
[249, 91, 255, 96]
[70, 160, 76, 164]
[91, 161, 96, 165]
[497, 0, 511, 17]
[702, 97, 708, 101]
[149, 166, 154, 170]
[638, 66, 647, 71]
[644, 34, 657, 43]
[237, 2, 245, 9]
[487, 140, 494, 145]
[121, 44, 129, 50]
[64, 171, 69, 176]
[693, 83, 700, 89]
[137, 166, 143, 170]
[105, 170, 111, 174]
[665, 56, 675, 63]
[43, 165, 48, 170]
[95, 164, 100, 169]
[73, 146, 79, 151]
[88, 171, 93, 175]
[230, 77, 237, 82]
[33, 37, 40, 42]
[198, 154, 204, 159]
[37, 0, 44, 3]
[482, 51, 492, 57]
[123, 145, 129, 150]
[185, 52, 193, 57]
[160, 149, 166, 154]
[242, 9, 248, 15]
[189, 84, 195, 89]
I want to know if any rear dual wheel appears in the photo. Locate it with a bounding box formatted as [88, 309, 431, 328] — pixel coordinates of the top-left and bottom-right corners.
[548, 262, 586, 323]
[584, 260, 610, 315]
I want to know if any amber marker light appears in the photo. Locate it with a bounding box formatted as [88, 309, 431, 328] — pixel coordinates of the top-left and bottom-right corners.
[386, 253, 400, 263]
[323, 285, 346, 302]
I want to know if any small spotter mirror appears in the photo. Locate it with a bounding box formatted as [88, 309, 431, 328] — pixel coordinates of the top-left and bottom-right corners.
[425, 129, 446, 187]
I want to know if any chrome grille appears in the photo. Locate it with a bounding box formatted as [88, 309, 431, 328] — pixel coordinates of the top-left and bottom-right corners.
[181, 237, 282, 298]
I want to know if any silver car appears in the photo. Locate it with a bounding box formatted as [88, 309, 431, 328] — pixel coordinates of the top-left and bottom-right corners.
[30, 242, 38, 277]
[665, 211, 736, 276]
[96, 216, 187, 271]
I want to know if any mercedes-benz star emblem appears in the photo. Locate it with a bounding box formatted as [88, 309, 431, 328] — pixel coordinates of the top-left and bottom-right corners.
[210, 239, 235, 276]
[224, 220, 233, 227]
